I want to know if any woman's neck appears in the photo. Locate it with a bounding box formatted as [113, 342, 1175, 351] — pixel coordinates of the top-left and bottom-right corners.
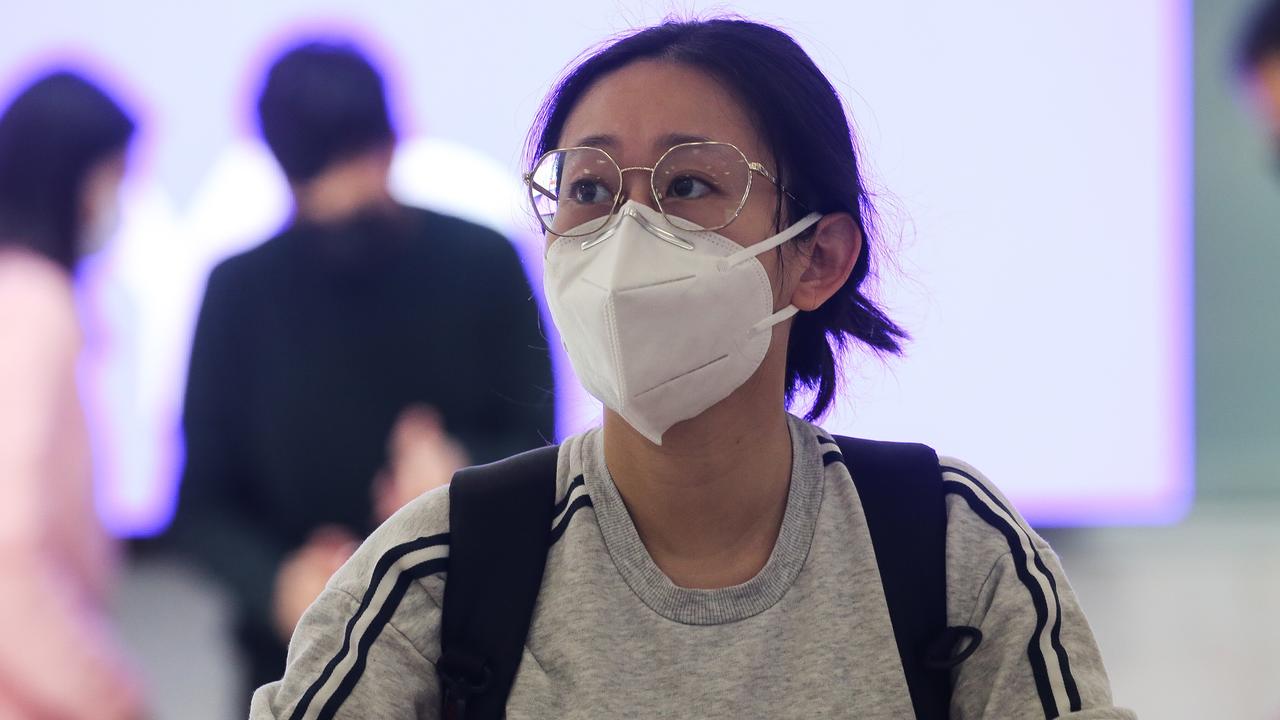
[602, 370, 795, 589]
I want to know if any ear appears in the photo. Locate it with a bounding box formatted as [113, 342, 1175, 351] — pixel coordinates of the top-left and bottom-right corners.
[788, 212, 861, 312]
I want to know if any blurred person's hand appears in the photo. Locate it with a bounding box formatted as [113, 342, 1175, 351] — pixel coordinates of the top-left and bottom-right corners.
[271, 527, 357, 643]
[372, 405, 468, 525]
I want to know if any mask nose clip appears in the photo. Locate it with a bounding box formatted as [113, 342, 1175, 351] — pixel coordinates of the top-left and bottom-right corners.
[580, 205, 696, 251]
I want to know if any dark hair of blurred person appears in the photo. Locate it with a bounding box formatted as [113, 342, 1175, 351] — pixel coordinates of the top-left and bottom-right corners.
[167, 38, 554, 709]
[0, 69, 143, 719]
[1239, 0, 1280, 161]
[1239, 0, 1280, 71]
[0, 70, 134, 270]
[257, 41, 394, 185]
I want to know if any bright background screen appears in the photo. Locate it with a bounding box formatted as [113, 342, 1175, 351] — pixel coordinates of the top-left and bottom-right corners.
[0, 0, 1192, 533]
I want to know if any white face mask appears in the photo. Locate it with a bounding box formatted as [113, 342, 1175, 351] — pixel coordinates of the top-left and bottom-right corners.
[544, 201, 822, 445]
[79, 178, 122, 258]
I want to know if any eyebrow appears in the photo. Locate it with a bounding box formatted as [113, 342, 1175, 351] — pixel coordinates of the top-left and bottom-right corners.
[567, 132, 713, 153]
[571, 134, 617, 149]
[656, 132, 710, 148]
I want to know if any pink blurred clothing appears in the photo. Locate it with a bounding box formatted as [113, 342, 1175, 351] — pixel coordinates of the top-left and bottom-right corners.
[0, 249, 142, 719]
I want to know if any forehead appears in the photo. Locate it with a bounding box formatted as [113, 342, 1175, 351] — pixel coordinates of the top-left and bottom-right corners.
[558, 60, 769, 165]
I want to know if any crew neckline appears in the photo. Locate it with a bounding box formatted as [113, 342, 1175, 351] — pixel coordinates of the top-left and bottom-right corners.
[580, 414, 825, 625]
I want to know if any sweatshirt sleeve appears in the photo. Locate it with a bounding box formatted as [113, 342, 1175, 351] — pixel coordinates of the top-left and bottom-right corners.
[939, 458, 1137, 720]
[251, 486, 451, 719]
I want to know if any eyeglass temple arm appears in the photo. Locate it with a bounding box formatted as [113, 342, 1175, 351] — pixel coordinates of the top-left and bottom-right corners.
[523, 173, 558, 201]
[748, 162, 801, 204]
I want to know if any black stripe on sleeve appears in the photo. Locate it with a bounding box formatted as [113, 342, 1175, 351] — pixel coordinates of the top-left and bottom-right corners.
[944, 481, 1060, 719]
[821, 450, 843, 467]
[316, 557, 449, 720]
[943, 465, 1081, 713]
[552, 475, 586, 518]
[288, 533, 449, 720]
[550, 494, 593, 546]
[1035, 552, 1083, 712]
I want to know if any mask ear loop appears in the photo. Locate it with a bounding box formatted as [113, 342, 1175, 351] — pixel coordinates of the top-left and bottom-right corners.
[716, 212, 823, 272]
[750, 305, 799, 335]
[733, 212, 823, 335]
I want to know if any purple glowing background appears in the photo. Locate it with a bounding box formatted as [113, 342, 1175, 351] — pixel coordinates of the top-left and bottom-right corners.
[0, 1, 1192, 534]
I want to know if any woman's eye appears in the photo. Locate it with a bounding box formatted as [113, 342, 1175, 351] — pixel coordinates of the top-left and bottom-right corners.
[567, 179, 612, 204]
[665, 175, 714, 200]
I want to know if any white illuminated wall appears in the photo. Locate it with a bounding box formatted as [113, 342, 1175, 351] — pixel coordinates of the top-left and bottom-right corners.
[0, 0, 1191, 534]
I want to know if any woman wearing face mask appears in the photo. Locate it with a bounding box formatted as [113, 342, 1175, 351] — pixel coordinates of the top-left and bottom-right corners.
[253, 19, 1134, 720]
[0, 70, 144, 719]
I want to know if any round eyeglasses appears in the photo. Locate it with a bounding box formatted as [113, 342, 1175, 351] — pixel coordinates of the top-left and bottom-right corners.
[523, 141, 798, 238]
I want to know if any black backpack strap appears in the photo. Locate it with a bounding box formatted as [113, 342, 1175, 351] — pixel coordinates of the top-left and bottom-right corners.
[833, 435, 951, 720]
[438, 444, 560, 720]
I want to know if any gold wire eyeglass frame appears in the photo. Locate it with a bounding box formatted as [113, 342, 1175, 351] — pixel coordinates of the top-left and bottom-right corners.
[522, 141, 799, 239]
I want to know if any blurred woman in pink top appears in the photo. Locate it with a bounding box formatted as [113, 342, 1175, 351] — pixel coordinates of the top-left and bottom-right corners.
[0, 70, 143, 720]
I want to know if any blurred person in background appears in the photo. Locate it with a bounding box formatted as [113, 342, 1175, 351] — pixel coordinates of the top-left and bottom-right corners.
[1239, 12, 1280, 720]
[165, 39, 554, 705]
[0, 70, 144, 720]
[1240, 0, 1280, 167]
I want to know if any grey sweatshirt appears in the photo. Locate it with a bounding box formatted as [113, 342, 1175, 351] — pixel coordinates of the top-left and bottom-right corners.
[251, 415, 1136, 719]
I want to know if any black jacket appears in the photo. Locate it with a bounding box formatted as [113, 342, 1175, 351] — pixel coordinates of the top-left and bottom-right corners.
[167, 204, 554, 688]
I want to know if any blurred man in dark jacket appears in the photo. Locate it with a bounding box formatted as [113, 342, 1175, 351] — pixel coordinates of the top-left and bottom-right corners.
[167, 40, 554, 703]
